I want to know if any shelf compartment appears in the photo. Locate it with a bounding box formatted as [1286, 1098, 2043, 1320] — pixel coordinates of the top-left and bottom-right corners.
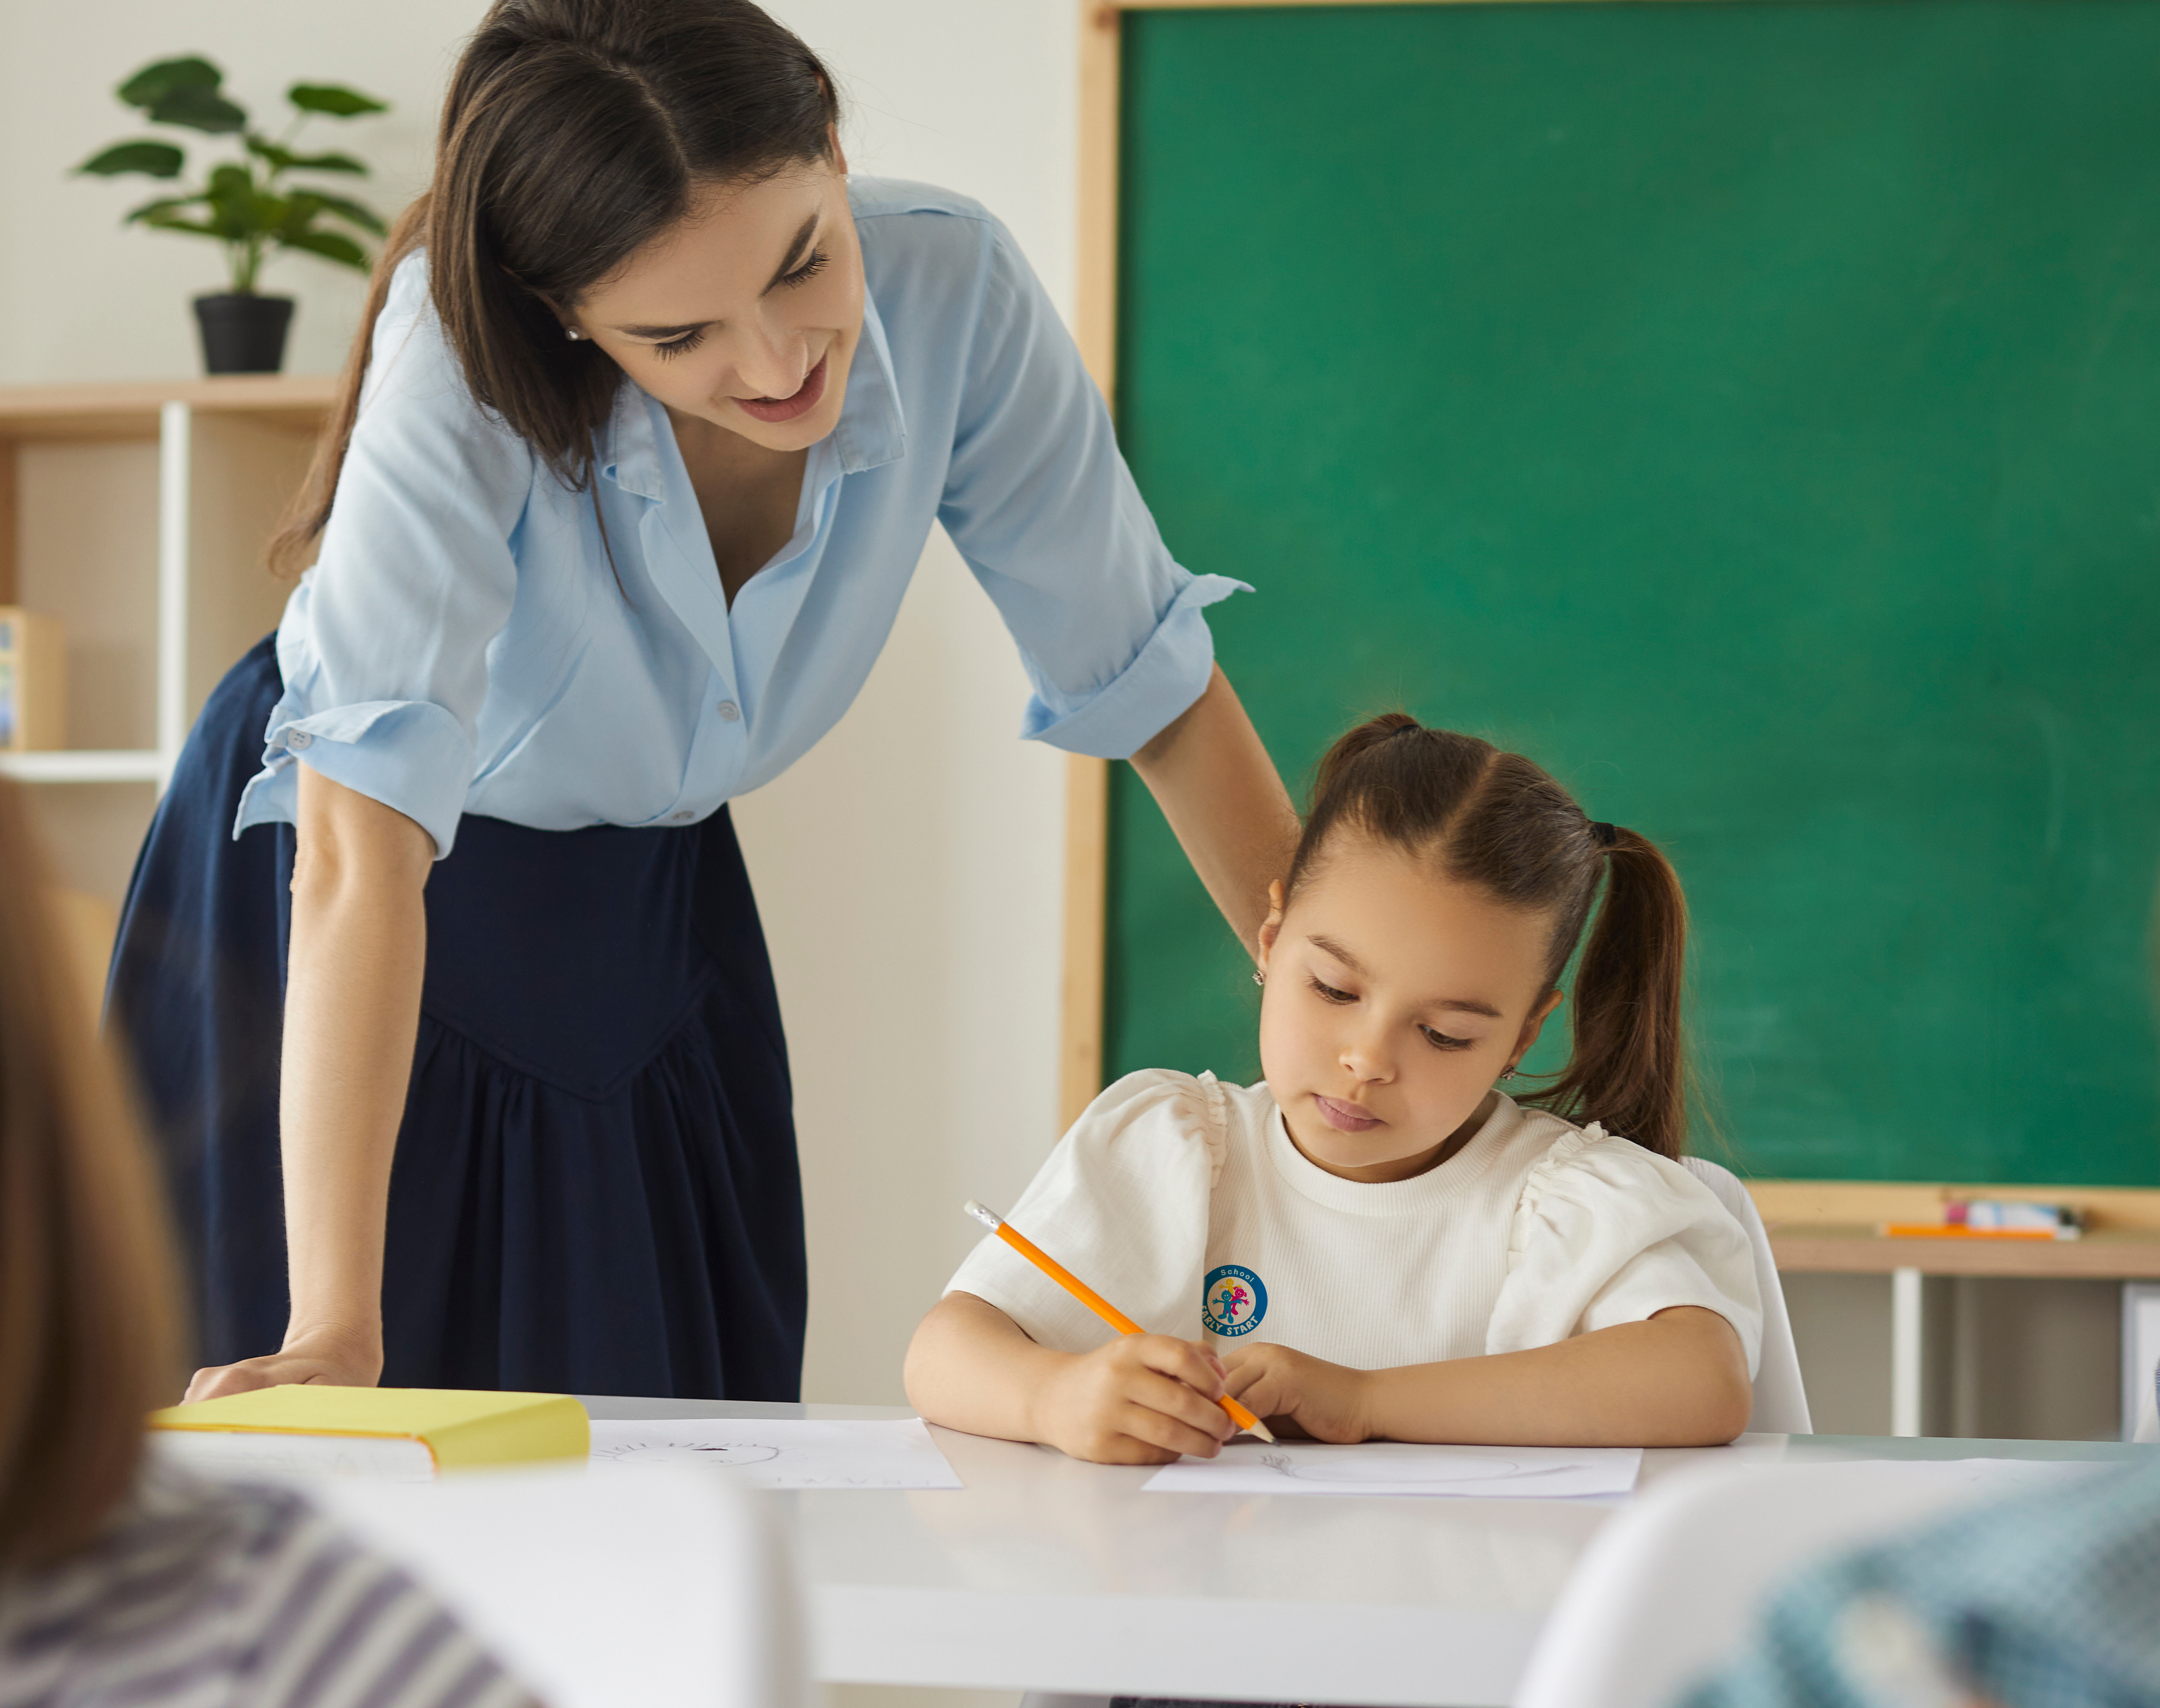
[0, 748, 163, 783]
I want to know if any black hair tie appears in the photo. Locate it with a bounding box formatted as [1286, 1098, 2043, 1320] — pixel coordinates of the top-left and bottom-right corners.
[1591, 821, 1619, 848]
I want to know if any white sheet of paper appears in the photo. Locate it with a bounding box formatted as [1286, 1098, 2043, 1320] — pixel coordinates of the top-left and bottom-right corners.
[586, 1417, 962, 1490]
[1142, 1439, 1644, 1499]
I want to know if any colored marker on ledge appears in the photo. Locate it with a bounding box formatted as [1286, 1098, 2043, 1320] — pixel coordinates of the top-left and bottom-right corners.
[963, 1199, 1275, 1445]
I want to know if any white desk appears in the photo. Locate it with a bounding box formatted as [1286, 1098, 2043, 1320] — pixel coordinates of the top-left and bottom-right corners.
[581, 1396, 2149, 1707]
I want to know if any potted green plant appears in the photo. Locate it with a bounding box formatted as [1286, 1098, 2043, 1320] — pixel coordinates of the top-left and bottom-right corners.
[76, 57, 389, 375]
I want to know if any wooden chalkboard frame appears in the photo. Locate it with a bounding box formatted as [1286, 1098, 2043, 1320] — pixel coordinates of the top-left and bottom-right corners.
[1054, 0, 2160, 1257]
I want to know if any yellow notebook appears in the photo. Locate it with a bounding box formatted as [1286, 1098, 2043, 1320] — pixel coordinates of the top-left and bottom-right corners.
[148, 1386, 590, 1480]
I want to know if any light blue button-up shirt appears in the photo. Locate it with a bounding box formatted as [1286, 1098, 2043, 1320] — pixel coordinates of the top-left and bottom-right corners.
[236, 177, 1243, 858]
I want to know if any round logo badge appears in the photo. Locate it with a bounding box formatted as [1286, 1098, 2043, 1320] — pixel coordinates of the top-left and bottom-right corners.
[1202, 1264, 1267, 1338]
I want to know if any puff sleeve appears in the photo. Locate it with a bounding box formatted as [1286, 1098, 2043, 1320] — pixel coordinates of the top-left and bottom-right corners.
[943, 1069, 1229, 1353]
[1487, 1128, 1763, 1377]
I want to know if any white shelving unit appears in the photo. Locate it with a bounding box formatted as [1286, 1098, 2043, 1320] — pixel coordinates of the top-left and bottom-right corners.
[0, 376, 333, 969]
[0, 749, 166, 784]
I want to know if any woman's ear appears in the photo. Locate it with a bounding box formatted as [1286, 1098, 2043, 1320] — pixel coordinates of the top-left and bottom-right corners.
[826, 123, 849, 176]
[1255, 879, 1288, 971]
[529, 290, 581, 341]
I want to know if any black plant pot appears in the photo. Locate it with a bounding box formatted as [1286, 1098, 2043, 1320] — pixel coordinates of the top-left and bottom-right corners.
[193, 293, 295, 375]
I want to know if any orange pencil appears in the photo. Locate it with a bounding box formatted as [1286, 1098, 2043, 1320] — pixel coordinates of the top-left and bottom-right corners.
[1880, 1223, 2065, 1241]
[964, 1200, 1276, 1444]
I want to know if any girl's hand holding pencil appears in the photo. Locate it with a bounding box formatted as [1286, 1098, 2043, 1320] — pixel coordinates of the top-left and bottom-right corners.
[960, 1200, 1277, 1461]
[1031, 1333, 1243, 1465]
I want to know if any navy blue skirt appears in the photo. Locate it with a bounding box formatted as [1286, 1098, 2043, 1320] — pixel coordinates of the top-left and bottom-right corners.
[109, 638, 806, 1400]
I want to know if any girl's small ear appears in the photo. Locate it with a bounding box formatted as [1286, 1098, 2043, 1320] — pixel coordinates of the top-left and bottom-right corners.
[1514, 988, 1564, 1061]
[1255, 879, 1288, 968]
[827, 123, 849, 176]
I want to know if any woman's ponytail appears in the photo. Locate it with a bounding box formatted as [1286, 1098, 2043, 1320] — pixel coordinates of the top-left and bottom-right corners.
[1536, 828, 1689, 1159]
[267, 197, 430, 578]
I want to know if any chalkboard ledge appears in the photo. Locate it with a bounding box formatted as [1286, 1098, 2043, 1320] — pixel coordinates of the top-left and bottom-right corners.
[1751, 1181, 2160, 1278]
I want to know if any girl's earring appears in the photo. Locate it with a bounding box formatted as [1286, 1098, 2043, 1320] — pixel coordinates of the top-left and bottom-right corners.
[1499, 1064, 1520, 1082]
[564, 327, 584, 341]
[1251, 969, 1265, 987]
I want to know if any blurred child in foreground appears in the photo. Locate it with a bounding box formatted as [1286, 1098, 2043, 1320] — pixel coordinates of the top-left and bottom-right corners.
[1683, 1455, 2160, 1708]
[0, 777, 541, 1708]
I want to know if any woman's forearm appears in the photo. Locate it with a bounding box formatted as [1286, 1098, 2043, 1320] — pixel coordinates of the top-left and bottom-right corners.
[1359, 1308, 1754, 1447]
[1129, 665, 1301, 952]
[279, 765, 435, 1366]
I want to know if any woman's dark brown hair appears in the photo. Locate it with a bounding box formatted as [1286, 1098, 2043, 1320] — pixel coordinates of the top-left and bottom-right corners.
[0, 780, 185, 1568]
[1287, 714, 1692, 1158]
[268, 0, 839, 577]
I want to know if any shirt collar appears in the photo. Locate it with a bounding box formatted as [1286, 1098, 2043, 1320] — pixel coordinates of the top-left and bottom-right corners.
[598, 275, 908, 499]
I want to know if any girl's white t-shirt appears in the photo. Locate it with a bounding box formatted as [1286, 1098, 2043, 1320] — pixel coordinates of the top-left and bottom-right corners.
[946, 1070, 1763, 1377]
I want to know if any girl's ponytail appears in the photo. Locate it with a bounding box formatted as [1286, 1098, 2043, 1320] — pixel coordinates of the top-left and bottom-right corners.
[1537, 829, 1689, 1159]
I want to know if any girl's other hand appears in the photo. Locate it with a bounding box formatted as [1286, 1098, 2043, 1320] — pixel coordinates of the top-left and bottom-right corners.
[181, 1322, 384, 1403]
[1033, 1334, 1236, 1465]
[1221, 1342, 1372, 1444]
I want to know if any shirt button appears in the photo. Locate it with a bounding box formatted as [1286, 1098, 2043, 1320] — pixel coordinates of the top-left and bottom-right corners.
[716, 700, 740, 722]
[287, 731, 313, 750]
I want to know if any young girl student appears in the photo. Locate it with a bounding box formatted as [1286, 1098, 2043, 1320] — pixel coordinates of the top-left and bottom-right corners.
[907, 715, 1762, 1462]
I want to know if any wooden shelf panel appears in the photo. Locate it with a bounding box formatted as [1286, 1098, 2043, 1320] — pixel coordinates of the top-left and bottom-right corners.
[1748, 1177, 2160, 1232]
[0, 375, 337, 443]
[0, 750, 163, 784]
[1768, 1224, 2160, 1278]
[1751, 1178, 2160, 1276]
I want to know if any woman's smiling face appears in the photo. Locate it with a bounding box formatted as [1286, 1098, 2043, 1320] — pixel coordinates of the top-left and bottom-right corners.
[1256, 833, 1563, 1183]
[564, 152, 863, 453]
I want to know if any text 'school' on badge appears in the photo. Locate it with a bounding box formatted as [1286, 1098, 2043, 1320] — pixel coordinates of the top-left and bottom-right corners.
[1203, 1264, 1267, 1338]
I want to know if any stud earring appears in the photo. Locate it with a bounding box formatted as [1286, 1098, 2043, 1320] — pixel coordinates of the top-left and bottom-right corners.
[1499, 1065, 1521, 1082]
[1251, 969, 1265, 987]
[564, 327, 584, 341]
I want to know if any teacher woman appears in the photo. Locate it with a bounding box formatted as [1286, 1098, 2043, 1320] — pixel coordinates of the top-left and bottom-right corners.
[109, 0, 1297, 1402]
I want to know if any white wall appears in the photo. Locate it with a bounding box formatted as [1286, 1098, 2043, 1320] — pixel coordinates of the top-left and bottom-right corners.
[0, 0, 1080, 1408]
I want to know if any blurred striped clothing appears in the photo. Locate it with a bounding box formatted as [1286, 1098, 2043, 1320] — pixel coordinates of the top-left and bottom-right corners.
[1683, 1457, 2160, 1708]
[0, 1469, 541, 1708]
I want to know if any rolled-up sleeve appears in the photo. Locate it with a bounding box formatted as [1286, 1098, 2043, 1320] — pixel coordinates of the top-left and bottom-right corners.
[936, 218, 1247, 760]
[234, 257, 530, 859]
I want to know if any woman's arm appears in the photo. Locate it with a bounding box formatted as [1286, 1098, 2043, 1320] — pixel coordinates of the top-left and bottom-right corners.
[184, 766, 433, 1401]
[905, 1291, 1235, 1464]
[1128, 664, 1302, 953]
[1220, 1307, 1755, 1449]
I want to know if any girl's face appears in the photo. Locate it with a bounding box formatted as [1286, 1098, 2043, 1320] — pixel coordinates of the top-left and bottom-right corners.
[565, 150, 863, 454]
[1257, 834, 1563, 1183]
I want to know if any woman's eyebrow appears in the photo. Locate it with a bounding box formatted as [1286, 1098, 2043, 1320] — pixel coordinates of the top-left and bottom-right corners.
[610, 215, 824, 339]
[762, 213, 820, 290]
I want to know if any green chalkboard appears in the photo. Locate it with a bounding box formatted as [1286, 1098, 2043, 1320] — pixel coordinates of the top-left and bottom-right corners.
[1105, 0, 2160, 1185]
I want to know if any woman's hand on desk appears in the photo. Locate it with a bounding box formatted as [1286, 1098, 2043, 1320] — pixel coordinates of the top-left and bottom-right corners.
[182, 1321, 383, 1403]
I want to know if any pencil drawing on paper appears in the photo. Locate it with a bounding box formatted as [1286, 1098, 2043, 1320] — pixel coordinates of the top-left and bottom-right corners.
[1255, 1450, 1567, 1487]
[590, 1439, 783, 1467]
[1138, 1440, 1646, 1499]
[583, 1416, 966, 1490]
